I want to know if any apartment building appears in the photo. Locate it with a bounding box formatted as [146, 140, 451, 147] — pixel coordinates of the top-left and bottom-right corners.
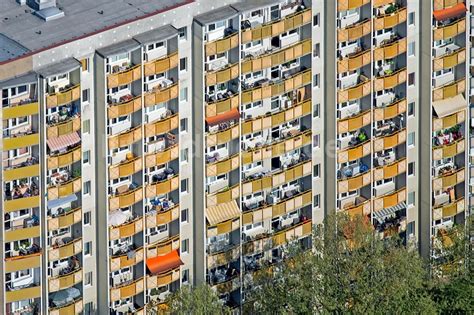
[0, 0, 470, 314]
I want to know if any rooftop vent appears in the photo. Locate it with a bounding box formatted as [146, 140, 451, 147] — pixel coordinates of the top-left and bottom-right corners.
[26, 0, 64, 21]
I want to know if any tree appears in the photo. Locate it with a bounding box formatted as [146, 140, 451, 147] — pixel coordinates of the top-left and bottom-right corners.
[168, 284, 229, 315]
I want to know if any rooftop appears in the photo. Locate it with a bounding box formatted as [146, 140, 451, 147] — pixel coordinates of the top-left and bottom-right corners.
[0, 0, 192, 63]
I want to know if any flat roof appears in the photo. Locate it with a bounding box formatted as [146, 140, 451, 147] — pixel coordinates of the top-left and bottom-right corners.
[231, 0, 281, 13]
[37, 58, 81, 78]
[0, 0, 192, 63]
[0, 72, 37, 89]
[134, 25, 178, 45]
[96, 39, 141, 58]
[194, 5, 238, 25]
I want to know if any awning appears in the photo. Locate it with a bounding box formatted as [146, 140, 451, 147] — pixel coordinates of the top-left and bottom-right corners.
[47, 132, 81, 152]
[47, 194, 78, 209]
[206, 108, 239, 126]
[206, 200, 240, 226]
[433, 3, 466, 21]
[373, 202, 406, 221]
[432, 94, 466, 118]
[146, 249, 183, 275]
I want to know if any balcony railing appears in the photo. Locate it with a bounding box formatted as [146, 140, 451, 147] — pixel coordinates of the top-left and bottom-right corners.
[374, 7, 407, 31]
[373, 128, 406, 151]
[48, 237, 82, 261]
[337, 110, 371, 134]
[108, 95, 142, 119]
[373, 188, 406, 211]
[46, 84, 80, 108]
[47, 115, 81, 139]
[374, 68, 407, 91]
[3, 101, 38, 119]
[147, 268, 180, 289]
[144, 52, 178, 76]
[110, 217, 144, 240]
[374, 37, 407, 61]
[110, 277, 144, 302]
[3, 131, 39, 151]
[433, 197, 465, 220]
[337, 140, 371, 163]
[432, 167, 465, 190]
[433, 47, 466, 71]
[337, 75, 371, 103]
[433, 138, 465, 160]
[337, 0, 370, 11]
[206, 154, 239, 177]
[337, 48, 371, 73]
[47, 145, 81, 169]
[373, 158, 406, 181]
[109, 156, 142, 180]
[433, 0, 464, 11]
[205, 31, 239, 56]
[110, 246, 144, 272]
[338, 170, 371, 193]
[47, 176, 81, 201]
[48, 267, 82, 292]
[144, 114, 178, 138]
[145, 144, 179, 168]
[49, 298, 83, 315]
[108, 125, 142, 149]
[145, 175, 179, 198]
[5, 251, 41, 273]
[433, 17, 466, 41]
[48, 207, 82, 231]
[432, 78, 465, 101]
[107, 64, 141, 88]
[109, 186, 143, 211]
[433, 109, 465, 132]
[374, 98, 406, 121]
[146, 204, 179, 229]
[337, 19, 371, 43]
[146, 235, 180, 258]
[272, 220, 312, 246]
[5, 283, 41, 303]
[207, 245, 240, 270]
[205, 63, 239, 86]
[144, 83, 178, 107]
[207, 184, 239, 207]
[5, 225, 40, 242]
[4, 161, 40, 181]
[206, 124, 239, 147]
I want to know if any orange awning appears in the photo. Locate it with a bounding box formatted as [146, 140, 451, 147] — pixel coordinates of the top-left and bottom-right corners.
[433, 3, 466, 21]
[206, 108, 239, 126]
[146, 249, 183, 275]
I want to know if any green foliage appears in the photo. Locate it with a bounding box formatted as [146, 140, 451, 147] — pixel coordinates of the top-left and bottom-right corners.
[168, 284, 229, 315]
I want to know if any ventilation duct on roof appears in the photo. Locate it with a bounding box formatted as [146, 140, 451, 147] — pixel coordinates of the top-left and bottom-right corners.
[27, 0, 64, 21]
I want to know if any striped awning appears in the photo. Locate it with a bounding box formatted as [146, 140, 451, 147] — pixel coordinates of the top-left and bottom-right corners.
[373, 202, 406, 221]
[47, 132, 81, 152]
[206, 200, 240, 226]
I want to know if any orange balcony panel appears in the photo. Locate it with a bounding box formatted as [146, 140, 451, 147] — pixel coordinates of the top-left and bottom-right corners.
[146, 235, 180, 258]
[145, 145, 179, 168]
[47, 116, 81, 139]
[107, 64, 141, 89]
[338, 171, 371, 194]
[337, 140, 371, 164]
[337, 110, 371, 134]
[374, 68, 407, 92]
[272, 220, 312, 246]
[337, 79, 371, 103]
[206, 95, 239, 118]
[206, 154, 240, 177]
[108, 96, 142, 119]
[373, 158, 406, 181]
[109, 217, 144, 240]
[48, 145, 81, 169]
[432, 139, 465, 160]
[109, 187, 143, 211]
[146, 205, 180, 229]
[49, 298, 83, 315]
[374, 8, 407, 31]
[343, 200, 371, 217]
[433, 17, 466, 41]
[109, 157, 142, 180]
[337, 0, 370, 11]
[433, 198, 465, 220]
[48, 238, 82, 261]
[373, 98, 407, 121]
[48, 207, 82, 231]
[4, 164, 39, 181]
[47, 177, 81, 201]
[4, 196, 40, 213]
[48, 268, 82, 292]
[206, 184, 239, 207]
[374, 0, 395, 7]
[337, 49, 371, 73]
[46, 85, 81, 108]
[271, 190, 312, 220]
[206, 33, 239, 56]
[432, 78, 465, 101]
[205, 63, 239, 86]
[110, 247, 144, 272]
[337, 20, 371, 43]
[147, 268, 180, 289]
[108, 126, 142, 150]
[3, 102, 39, 119]
[144, 114, 178, 137]
[144, 52, 178, 76]
[432, 167, 465, 190]
[373, 129, 406, 151]
[374, 38, 407, 61]
[110, 278, 144, 302]
[433, 109, 465, 132]
[433, 0, 465, 11]
[373, 188, 406, 212]
[145, 175, 179, 198]
[206, 124, 239, 147]
[144, 83, 179, 107]
[207, 245, 240, 269]
[433, 48, 466, 71]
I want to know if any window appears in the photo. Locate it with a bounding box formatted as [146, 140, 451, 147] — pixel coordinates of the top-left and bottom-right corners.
[407, 221, 415, 236]
[408, 102, 415, 116]
[408, 12, 415, 25]
[181, 148, 189, 163]
[181, 208, 189, 223]
[408, 162, 415, 176]
[181, 179, 188, 193]
[313, 103, 320, 118]
[81, 58, 89, 72]
[181, 239, 189, 254]
[83, 150, 90, 164]
[313, 164, 320, 178]
[178, 27, 187, 40]
[313, 43, 320, 58]
[313, 13, 319, 27]
[314, 194, 320, 208]
[84, 302, 93, 315]
[408, 72, 415, 86]
[313, 134, 320, 148]
[313, 74, 319, 88]
[84, 211, 91, 225]
[180, 87, 188, 102]
[408, 132, 415, 146]
[84, 241, 92, 256]
[83, 119, 90, 134]
[179, 57, 187, 72]
[408, 191, 415, 206]
[82, 89, 90, 103]
[84, 181, 91, 195]
[180, 118, 188, 132]
[182, 269, 189, 283]
[85, 272, 92, 286]
[408, 42, 415, 56]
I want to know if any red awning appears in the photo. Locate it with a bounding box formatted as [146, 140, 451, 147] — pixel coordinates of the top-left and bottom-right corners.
[47, 132, 81, 152]
[206, 108, 239, 126]
[433, 3, 466, 21]
[146, 249, 183, 275]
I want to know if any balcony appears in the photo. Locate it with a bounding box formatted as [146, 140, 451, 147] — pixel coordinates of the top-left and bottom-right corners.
[374, 37, 407, 61]
[374, 68, 407, 91]
[143, 82, 178, 107]
[206, 93, 239, 118]
[205, 63, 239, 86]
[433, 17, 466, 41]
[433, 138, 465, 160]
[47, 145, 81, 169]
[145, 114, 178, 138]
[108, 95, 142, 119]
[341, 198, 371, 217]
[433, 110, 465, 132]
[272, 220, 312, 246]
[46, 84, 81, 108]
[207, 245, 240, 270]
[145, 145, 178, 169]
[145, 175, 179, 198]
[337, 0, 370, 10]
[270, 190, 312, 219]
[433, 0, 464, 11]
[148, 268, 180, 291]
[337, 19, 371, 43]
[433, 197, 465, 220]
[207, 184, 239, 207]
[374, 7, 407, 31]
[433, 47, 466, 71]
[4, 180, 40, 210]
[48, 267, 82, 293]
[206, 124, 239, 147]
[108, 125, 142, 150]
[337, 140, 371, 163]
[432, 78, 465, 101]
[47, 175, 81, 201]
[3, 131, 39, 151]
[433, 167, 465, 190]
[48, 207, 82, 231]
[47, 115, 81, 139]
[3, 101, 38, 119]
[110, 246, 144, 272]
[109, 156, 142, 180]
[5, 251, 41, 273]
[373, 128, 406, 151]
[110, 277, 144, 302]
[109, 185, 143, 211]
[4, 159, 39, 181]
[337, 170, 371, 193]
[241, 9, 312, 43]
[107, 64, 141, 88]
[146, 204, 179, 229]
[206, 153, 239, 177]
[373, 188, 406, 212]
[337, 110, 371, 134]
[337, 75, 370, 103]
[48, 237, 82, 261]
[5, 283, 41, 303]
[337, 49, 371, 73]
[49, 298, 83, 315]
[205, 31, 238, 56]
[374, 158, 406, 181]
[5, 224, 40, 242]
[109, 216, 144, 240]
[374, 98, 406, 121]
[144, 52, 178, 76]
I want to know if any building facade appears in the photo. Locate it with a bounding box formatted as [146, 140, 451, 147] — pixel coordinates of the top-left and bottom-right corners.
[0, 0, 470, 314]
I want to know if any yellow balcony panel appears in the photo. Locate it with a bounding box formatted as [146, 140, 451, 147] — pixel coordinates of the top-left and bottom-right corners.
[374, 7, 407, 31]
[338, 171, 371, 194]
[5, 285, 41, 303]
[207, 245, 240, 269]
[241, 9, 312, 44]
[48, 207, 82, 231]
[5, 252, 41, 273]
[144, 52, 178, 77]
[109, 187, 143, 211]
[337, 49, 371, 73]
[3, 133, 39, 151]
[145, 145, 179, 168]
[110, 247, 144, 273]
[206, 94, 239, 118]
[109, 217, 144, 241]
[433, 198, 465, 220]
[374, 68, 407, 92]
[48, 237, 82, 261]
[433, 48, 466, 71]
[4, 195, 40, 213]
[433, 138, 465, 160]
[108, 125, 142, 150]
[46, 84, 81, 108]
[242, 39, 312, 74]
[374, 0, 395, 7]
[48, 268, 82, 293]
[48, 145, 81, 169]
[271, 190, 313, 220]
[206, 154, 239, 177]
[109, 157, 142, 180]
[4, 164, 40, 181]
[3, 102, 39, 119]
[373, 158, 406, 181]
[206, 32, 239, 56]
[49, 298, 83, 315]
[337, 110, 371, 134]
[108, 96, 142, 119]
[337, 0, 370, 11]
[337, 140, 371, 164]
[373, 128, 406, 151]
[110, 277, 144, 302]
[272, 220, 312, 246]
[433, 0, 465, 11]
[207, 217, 240, 237]
[146, 235, 180, 258]
[144, 114, 179, 138]
[205, 63, 239, 86]
[146, 205, 180, 229]
[212, 275, 240, 295]
[107, 64, 141, 89]
[373, 98, 407, 121]
[432, 78, 465, 101]
[337, 19, 371, 43]
[144, 83, 179, 107]
[206, 124, 239, 147]
[433, 17, 466, 41]
[374, 38, 407, 61]
[47, 116, 81, 139]
[147, 268, 180, 289]
[47, 177, 81, 201]
[206, 184, 239, 207]
[373, 188, 406, 212]
[242, 99, 311, 135]
[432, 167, 465, 190]
[5, 225, 40, 242]
[342, 199, 371, 217]
[433, 109, 465, 132]
[145, 175, 179, 198]
[337, 78, 371, 103]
